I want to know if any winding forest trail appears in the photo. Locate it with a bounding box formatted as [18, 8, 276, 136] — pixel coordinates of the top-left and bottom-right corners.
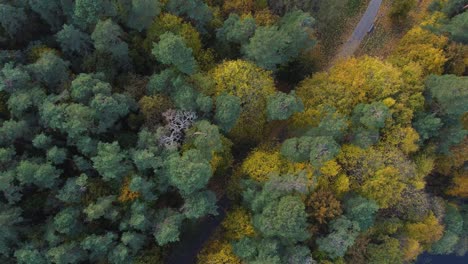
[334, 0, 383, 60]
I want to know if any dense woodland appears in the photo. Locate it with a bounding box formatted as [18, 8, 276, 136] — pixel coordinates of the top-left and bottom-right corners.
[0, 0, 467, 263]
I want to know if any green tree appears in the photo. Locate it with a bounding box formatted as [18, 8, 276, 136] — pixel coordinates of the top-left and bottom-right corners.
[317, 216, 360, 259]
[56, 24, 91, 55]
[53, 207, 81, 235]
[153, 209, 184, 245]
[91, 19, 129, 65]
[367, 237, 403, 264]
[14, 246, 47, 264]
[81, 233, 117, 261]
[28, 0, 63, 31]
[92, 142, 130, 182]
[15, 161, 60, 188]
[442, 12, 468, 44]
[280, 136, 315, 162]
[343, 195, 379, 231]
[152, 32, 197, 74]
[242, 10, 315, 71]
[166, 149, 212, 196]
[182, 191, 218, 219]
[47, 242, 86, 264]
[266, 91, 303, 121]
[84, 195, 118, 221]
[0, 63, 31, 93]
[0, 205, 22, 257]
[165, 0, 212, 30]
[127, 0, 161, 32]
[0, 4, 27, 38]
[73, 0, 107, 30]
[47, 146, 67, 165]
[214, 93, 242, 132]
[29, 52, 70, 90]
[253, 195, 309, 242]
[308, 136, 340, 167]
[217, 14, 256, 45]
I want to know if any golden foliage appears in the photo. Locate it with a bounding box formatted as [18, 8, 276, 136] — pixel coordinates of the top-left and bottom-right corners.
[294, 56, 404, 128]
[306, 189, 342, 224]
[360, 167, 405, 208]
[138, 95, 173, 127]
[211, 60, 275, 142]
[145, 13, 202, 56]
[405, 212, 444, 247]
[197, 239, 242, 264]
[254, 9, 279, 26]
[447, 171, 468, 198]
[403, 239, 423, 261]
[383, 126, 420, 154]
[118, 177, 140, 203]
[241, 149, 282, 182]
[390, 25, 448, 75]
[222, 0, 254, 14]
[222, 207, 255, 240]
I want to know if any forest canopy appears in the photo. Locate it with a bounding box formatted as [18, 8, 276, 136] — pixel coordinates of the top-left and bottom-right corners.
[0, 0, 466, 263]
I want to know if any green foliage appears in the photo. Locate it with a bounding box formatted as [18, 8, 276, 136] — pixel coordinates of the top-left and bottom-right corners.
[91, 19, 129, 64]
[308, 136, 340, 167]
[243, 10, 316, 70]
[166, 149, 212, 196]
[53, 207, 81, 235]
[127, 0, 161, 32]
[217, 14, 257, 44]
[0, 63, 31, 93]
[253, 195, 309, 242]
[266, 91, 304, 121]
[92, 142, 131, 182]
[29, 52, 70, 90]
[165, 0, 212, 29]
[84, 195, 118, 221]
[56, 24, 91, 55]
[442, 12, 468, 44]
[47, 242, 86, 264]
[343, 195, 379, 231]
[214, 93, 242, 132]
[0, 4, 27, 37]
[413, 113, 443, 141]
[14, 246, 47, 264]
[16, 160, 60, 188]
[153, 209, 184, 245]
[73, 0, 106, 30]
[425, 74, 468, 153]
[281, 136, 315, 162]
[47, 146, 67, 165]
[317, 216, 360, 259]
[81, 233, 116, 261]
[28, 0, 63, 31]
[152, 32, 197, 74]
[182, 190, 218, 219]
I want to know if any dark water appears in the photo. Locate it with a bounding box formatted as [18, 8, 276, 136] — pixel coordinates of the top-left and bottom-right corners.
[416, 253, 467, 264]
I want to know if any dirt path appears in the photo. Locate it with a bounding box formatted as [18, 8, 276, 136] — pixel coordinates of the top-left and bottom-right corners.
[334, 0, 383, 60]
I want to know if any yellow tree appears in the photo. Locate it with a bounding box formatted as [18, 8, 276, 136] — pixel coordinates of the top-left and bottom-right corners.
[390, 14, 448, 76]
[197, 239, 242, 264]
[211, 60, 276, 142]
[359, 167, 405, 208]
[144, 13, 202, 57]
[222, 207, 255, 240]
[405, 212, 444, 248]
[293, 56, 403, 128]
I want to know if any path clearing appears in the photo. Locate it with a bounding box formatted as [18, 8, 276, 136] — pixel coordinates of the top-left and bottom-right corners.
[334, 0, 383, 60]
